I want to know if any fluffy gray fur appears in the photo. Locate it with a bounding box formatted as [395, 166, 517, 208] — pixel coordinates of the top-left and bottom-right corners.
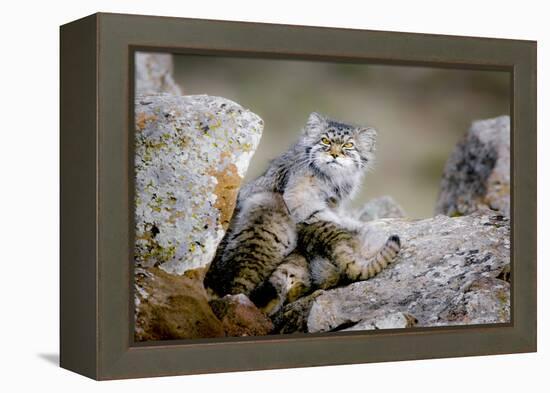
[239, 112, 376, 217]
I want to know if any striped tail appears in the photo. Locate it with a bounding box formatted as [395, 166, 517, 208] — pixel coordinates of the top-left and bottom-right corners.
[360, 235, 401, 280]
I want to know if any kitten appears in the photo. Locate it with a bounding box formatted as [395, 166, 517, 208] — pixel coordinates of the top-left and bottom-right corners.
[204, 191, 297, 297]
[204, 112, 401, 315]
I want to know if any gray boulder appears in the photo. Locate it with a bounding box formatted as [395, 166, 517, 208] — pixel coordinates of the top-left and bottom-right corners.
[359, 195, 406, 221]
[273, 211, 510, 333]
[135, 52, 183, 96]
[435, 116, 510, 217]
[134, 94, 263, 274]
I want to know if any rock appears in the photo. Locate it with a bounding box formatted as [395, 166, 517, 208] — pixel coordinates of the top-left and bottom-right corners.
[359, 196, 406, 221]
[135, 52, 183, 96]
[134, 94, 263, 274]
[134, 267, 225, 341]
[272, 290, 323, 334]
[435, 116, 510, 217]
[274, 212, 510, 333]
[342, 312, 418, 331]
[209, 294, 274, 337]
[135, 270, 273, 340]
[437, 276, 510, 325]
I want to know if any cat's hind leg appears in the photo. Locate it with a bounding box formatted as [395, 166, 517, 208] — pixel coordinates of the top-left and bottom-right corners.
[310, 256, 341, 289]
[298, 220, 401, 283]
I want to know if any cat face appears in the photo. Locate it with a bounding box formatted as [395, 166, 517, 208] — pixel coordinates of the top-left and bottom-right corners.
[303, 112, 376, 175]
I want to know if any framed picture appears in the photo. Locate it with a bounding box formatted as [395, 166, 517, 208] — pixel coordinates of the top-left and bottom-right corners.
[60, 12, 536, 380]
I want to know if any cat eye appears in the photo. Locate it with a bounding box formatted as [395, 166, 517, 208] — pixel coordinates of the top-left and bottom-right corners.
[343, 142, 354, 149]
[321, 137, 331, 145]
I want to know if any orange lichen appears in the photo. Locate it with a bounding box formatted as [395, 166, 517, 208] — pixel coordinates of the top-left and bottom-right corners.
[208, 162, 241, 230]
[136, 112, 158, 130]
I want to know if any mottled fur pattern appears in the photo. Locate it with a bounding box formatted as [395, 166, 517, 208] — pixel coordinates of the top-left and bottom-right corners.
[204, 112, 401, 315]
[254, 223, 401, 315]
[204, 192, 296, 297]
[299, 222, 401, 286]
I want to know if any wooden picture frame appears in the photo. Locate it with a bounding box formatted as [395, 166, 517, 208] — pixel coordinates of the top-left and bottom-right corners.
[60, 12, 536, 380]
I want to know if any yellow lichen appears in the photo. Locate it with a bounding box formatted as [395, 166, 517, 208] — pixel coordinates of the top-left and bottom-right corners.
[241, 143, 253, 152]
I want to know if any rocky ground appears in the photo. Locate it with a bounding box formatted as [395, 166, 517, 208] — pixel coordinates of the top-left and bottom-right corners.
[273, 211, 510, 334]
[133, 53, 511, 341]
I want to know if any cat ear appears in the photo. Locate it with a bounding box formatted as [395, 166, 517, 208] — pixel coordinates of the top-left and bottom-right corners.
[357, 127, 377, 150]
[304, 112, 326, 136]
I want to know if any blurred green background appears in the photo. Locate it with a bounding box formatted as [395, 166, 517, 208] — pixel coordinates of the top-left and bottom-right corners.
[173, 55, 509, 218]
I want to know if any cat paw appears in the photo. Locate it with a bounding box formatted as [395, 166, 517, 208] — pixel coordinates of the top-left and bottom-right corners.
[287, 282, 310, 303]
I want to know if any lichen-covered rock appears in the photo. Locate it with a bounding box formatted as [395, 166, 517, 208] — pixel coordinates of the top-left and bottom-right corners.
[135, 52, 183, 96]
[209, 294, 274, 337]
[134, 267, 225, 341]
[341, 311, 418, 331]
[359, 195, 406, 221]
[436, 116, 510, 217]
[274, 211, 510, 333]
[135, 94, 263, 274]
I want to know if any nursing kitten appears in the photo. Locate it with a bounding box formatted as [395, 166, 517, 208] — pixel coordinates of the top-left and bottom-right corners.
[204, 112, 401, 315]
